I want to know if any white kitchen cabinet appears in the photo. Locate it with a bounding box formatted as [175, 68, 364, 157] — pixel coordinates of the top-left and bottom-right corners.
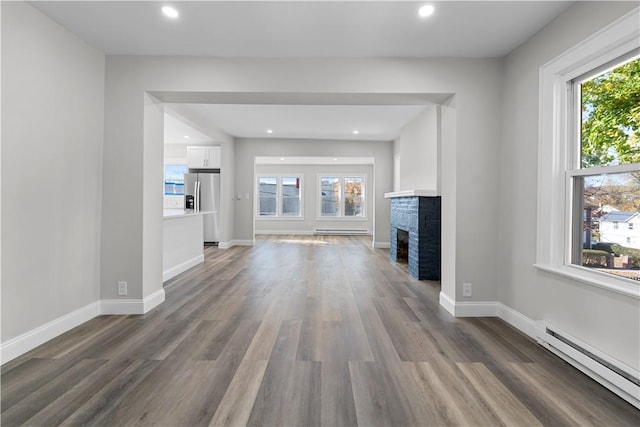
[187, 146, 221, 169]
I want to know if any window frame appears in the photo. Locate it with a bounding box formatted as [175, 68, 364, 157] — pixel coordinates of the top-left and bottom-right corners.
[317, 173, 367, 220]
[536, 8, 640, 299]
[255, 174, 304, 220]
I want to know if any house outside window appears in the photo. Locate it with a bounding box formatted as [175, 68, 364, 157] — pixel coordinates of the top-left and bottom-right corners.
[319, 175, 366, 218]
[537, 11, 639, 297]
[320, 176, 341, 216]
[257, 175, 303, 218]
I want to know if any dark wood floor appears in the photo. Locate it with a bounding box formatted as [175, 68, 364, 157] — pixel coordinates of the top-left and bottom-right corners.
[2, 235, 639, 426]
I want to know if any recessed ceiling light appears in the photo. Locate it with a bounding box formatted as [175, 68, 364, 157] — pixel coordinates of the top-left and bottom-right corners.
[267, 129, 273, 134]
[418, 4, 435, 18]
[162, 6, 179, 19]
[280, 157, 285, 161]
[333, 158, 338, 161]
[184, 135, 189, 139]
[353, 130, 360, 135]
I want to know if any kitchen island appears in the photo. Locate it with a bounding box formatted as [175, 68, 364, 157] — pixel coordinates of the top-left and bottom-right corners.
[163, 209, 211, 282]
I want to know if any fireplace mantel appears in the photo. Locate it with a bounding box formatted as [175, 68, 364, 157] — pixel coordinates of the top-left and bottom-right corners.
[384, 190, 439, 198]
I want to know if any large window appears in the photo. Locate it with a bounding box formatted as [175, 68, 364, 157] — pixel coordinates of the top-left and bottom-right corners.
[319, 175, 365, 218]
[537, 10, 639, 297]
[257, 175, 302, 218]
[571, 56, 640, 281]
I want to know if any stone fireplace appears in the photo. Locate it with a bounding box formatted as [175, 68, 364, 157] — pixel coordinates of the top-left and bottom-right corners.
[386, 191, 441, 280]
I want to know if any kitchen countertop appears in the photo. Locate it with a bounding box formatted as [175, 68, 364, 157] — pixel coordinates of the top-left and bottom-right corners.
[163, 209, 213, 219]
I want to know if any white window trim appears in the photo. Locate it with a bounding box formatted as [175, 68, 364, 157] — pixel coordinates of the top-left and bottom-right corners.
[536, 7, 640, 299]
[317, 173, 368, 220]
[255, 174, 304, 220]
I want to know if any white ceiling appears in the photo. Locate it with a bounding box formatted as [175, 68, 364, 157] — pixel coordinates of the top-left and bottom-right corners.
[166, 103, 429, 142]
[31, 1, 575, 143]
[164, 113, 215, 144]
[31, 1, 573, 58]
[255, 156, 375, 165]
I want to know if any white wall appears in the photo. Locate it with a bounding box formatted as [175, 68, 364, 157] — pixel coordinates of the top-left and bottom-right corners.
[499, 1, 639, 368]
[393, 106, 440, 193]
[254, 163, 375, 235]
[164, 143, 188, 160]
[1, 2, 105, 341]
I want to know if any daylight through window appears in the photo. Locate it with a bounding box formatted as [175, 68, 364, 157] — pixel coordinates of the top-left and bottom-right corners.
[571, 55, 640, 281]
[257, 175, 302, 217]
[319, 175, 365, 218]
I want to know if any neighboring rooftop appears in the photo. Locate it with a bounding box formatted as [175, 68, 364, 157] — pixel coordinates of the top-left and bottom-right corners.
[600, 211, 639, 222]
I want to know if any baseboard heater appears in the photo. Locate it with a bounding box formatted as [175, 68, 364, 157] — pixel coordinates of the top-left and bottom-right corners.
[537, 324, 640, 409]
[314, 228, 369, 235]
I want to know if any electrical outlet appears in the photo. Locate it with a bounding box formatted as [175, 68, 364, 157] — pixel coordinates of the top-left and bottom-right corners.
[118, 281, 128, 296]
[462, 282, 472, 297]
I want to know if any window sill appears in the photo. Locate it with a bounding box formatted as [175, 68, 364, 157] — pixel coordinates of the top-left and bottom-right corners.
[534, 263, 640, 299]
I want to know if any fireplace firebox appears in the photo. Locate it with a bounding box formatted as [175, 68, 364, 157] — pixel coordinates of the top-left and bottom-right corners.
[396, 229, 409, 264]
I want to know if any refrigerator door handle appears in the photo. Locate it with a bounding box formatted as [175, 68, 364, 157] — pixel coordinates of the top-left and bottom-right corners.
[194, 181, 199, 211]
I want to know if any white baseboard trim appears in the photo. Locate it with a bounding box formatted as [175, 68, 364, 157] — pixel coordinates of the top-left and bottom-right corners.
[142, 288, 166, 313]
[454, 301, 499, 317]
[101, 288, 165, 315]
[439, 291, 456, 316]
[0, 301, 101, 365]
[496, 302, 541, 340]
[255, 230, 315, 235]
[438, 297, 539, 341]
[439, 292, 500, 317]
[163, 254, 204, 282]
[373, 241, 390, 249]
[219, 239, 255, 249]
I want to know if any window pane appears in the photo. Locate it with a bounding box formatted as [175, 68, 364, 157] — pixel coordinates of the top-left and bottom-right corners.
[258, 177, 277, 216]
[281, 177, 301, 216]
[580, 57, 640, 168]
[344, 177, 364, 217]
[164, 164, 187, 195]
[576, 171, 640, 281]
[320, 177, 340, 216]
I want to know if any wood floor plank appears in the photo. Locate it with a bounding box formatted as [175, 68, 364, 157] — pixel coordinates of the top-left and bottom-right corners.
[349, 361, 411, 427]
[403, 362, 470, 426]
[209, 360, 268, 427]
[22, 359, 136, 426]
[296, 296, 323, 361]
[58, 359, 161, 426]
[506, 362, 604, 426]
[1, 357, 82, 412]
[246, 320, 321, 426]
[1, 359, 107, 426]
[456, 362, 543, 427]
[165, 319, 241, 361]
[320, 361, 358, 426]
[420, 357, 504, 426]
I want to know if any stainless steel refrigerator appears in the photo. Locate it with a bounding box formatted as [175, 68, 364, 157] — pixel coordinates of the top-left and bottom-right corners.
[184, 172, 220, 244]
